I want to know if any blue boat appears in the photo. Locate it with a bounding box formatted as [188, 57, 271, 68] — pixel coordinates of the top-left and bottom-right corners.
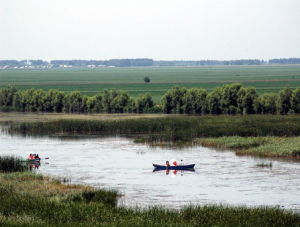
[153, 163, 195, 170]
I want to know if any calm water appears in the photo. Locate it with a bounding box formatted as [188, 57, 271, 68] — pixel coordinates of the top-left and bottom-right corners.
[0, 130, 300, 210]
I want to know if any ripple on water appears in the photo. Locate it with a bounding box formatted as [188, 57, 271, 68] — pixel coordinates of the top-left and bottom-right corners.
[0, 132, 300, 210]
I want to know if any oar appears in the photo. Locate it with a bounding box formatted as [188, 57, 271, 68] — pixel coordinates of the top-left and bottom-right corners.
[38, 157, 49, 160]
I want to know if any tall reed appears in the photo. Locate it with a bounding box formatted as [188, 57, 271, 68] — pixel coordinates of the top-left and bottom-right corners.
[0, 171, 299, 226]
[7, 115, 300, 141]
[0, 156, 29, 172]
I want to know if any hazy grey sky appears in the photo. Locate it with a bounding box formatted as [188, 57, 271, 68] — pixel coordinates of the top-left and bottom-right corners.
[1, 0, 299, 60]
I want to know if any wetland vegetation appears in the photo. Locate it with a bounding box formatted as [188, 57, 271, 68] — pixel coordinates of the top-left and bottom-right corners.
[0, 157, 299, 226]
[6, 115, 300, 137]
[1, 66, 300, 225]
[0, 156, 29, 172]
[3, 114, 300, 159]
[198, 137, 300, 158]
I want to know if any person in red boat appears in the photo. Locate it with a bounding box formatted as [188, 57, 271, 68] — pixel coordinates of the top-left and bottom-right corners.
[28, 154, 34, 160]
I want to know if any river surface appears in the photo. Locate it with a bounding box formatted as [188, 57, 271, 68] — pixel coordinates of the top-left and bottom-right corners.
[0, 130, 300, 211]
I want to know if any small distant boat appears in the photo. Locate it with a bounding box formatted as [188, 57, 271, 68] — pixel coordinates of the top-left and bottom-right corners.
[153, 163, 195, 170]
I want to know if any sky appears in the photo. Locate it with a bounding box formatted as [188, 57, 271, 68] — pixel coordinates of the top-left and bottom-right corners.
[0, 0, 300, 60]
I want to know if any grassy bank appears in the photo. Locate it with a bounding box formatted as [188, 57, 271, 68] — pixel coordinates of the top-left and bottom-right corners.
[197, 137, 300, 158]
[0, 170, 299, 226]
[5, 115, 300, 140]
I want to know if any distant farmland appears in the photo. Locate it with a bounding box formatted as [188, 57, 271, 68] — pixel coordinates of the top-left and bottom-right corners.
[1, 65, 300, 102]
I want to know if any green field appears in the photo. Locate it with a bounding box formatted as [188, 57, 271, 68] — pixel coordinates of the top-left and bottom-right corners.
[1, 65, 300, 102]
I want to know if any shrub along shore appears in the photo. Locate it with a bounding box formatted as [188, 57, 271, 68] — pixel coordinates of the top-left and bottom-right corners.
[0, 156, 299, 226]
[1, 83, 300, 114]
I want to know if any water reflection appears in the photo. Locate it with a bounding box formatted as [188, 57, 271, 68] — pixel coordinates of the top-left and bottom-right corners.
[0, 131, 300, 211]
[153, 168, 195, 175]
[28, 162, 40, 170]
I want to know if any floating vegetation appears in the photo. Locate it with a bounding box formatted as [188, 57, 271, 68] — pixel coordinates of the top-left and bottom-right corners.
[256, 162, 273, 168]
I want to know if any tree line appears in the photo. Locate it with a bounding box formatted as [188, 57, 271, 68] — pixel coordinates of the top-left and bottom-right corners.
[1, 84, 300, 115]
[269, 58, 300, 65]
[1, 58, 300, 68]
[162, 84, 300, 115]
[0, 87, 156, 113]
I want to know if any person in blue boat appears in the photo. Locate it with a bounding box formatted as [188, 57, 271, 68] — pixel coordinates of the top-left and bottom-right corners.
[166, 161, 170, 168]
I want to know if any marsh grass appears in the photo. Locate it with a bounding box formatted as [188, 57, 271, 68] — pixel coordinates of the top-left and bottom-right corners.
[6, 115, 300, 140]
[256, 162, 273, 168]
[198, 137, 300, 158]
[0, 156, 29, 172]
[5, 115, 300, 158]
[0, 172, 299, 226]
[0, 112, 164, 124]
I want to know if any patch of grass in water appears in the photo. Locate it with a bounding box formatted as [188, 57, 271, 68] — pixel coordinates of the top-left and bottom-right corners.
[0, 156, 29, 172]
[198, 136, 300, 159]
[256, 162, 273, 168]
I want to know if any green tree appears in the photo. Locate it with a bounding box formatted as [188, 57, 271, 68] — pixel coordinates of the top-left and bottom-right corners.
[102, 90, 130, 113]
[161, 93, 172, 114]
[0, 86, 17, 107]
[183, 88, 207, 114]
[255, 93, 278, 114]
[135, 93, 154, 113]
[162, 87, 187, 114]
[277, 88, 293, 114]
[292, 87, 300, 113]
[87, 94, 103, 113]
[86, 96, 97, 113]
[102, 90, 118, 113]
[111, 92, 130, 113]
[12, 90, 24, 111]
[206, 87, 222, 114]
[43, 89, 65, 112]
[63, 91, 87, 113]
[237, 87, 258, 114]
[219, 83, 242, 114]
[16, 89, 46, 112]
[126, 98, 135, 113]
[144, 77, 151, 83]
